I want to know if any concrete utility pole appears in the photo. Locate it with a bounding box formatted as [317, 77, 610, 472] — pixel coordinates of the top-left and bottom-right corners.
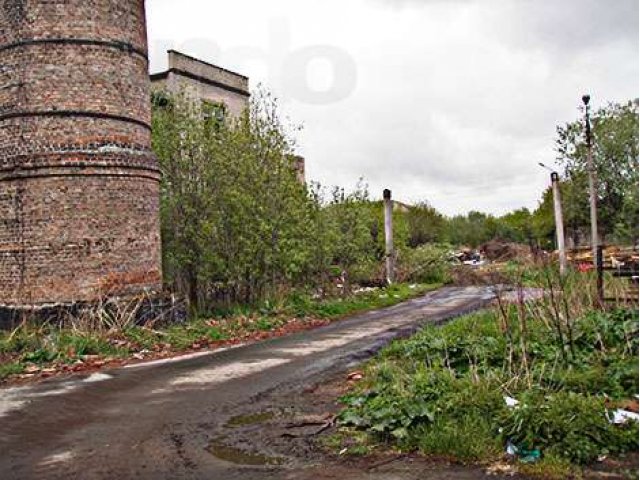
[383, 189, 395, 285]
[551, 172, 568, 276]
[583, 94, 600, 267]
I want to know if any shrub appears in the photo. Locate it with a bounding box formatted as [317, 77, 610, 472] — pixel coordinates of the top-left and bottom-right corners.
[500, 391, 639, 464]
[153, 89, 393, 311]
[415, 415, 502, 461]
[395, 243, 453, 286]
[337, 302, 639, 467]
[382, 311, 506, 373]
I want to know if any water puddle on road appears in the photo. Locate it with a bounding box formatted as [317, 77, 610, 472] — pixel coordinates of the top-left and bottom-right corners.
[225, 411, 275, 428]
[208, 441, 284, 466]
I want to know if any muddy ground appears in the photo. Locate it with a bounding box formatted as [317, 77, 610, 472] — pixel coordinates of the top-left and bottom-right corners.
[206, 368, 521, 480]
[206, 368, 638, 480]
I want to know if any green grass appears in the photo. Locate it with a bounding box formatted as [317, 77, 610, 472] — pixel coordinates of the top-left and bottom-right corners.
[0, 282, 441, 382]
[321, 429, 378, 456]
[337, 302, 639, 471]
[415, 415, 502, 462]
[0, 362, 24, 379]
[517, 455, 579, 480]
[286, 283, 438, 318]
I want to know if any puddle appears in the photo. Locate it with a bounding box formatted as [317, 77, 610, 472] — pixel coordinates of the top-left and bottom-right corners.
[225, 411, 275, 427]
[208, 441, 284, 466]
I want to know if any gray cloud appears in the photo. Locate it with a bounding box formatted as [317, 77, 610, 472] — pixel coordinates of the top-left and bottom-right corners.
[481, 0, 638, 56]
[372, 0, 638, 51]
[297, 0, 639, 213]
[370, 0, 639, 50]
[148, 0, 638, 215]
[371, 0, 471, 7]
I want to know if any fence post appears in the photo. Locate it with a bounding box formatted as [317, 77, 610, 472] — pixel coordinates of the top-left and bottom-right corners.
[383, 189, 394, 285]
[551, 172, 567, 276]
[596, 245, 604, 306]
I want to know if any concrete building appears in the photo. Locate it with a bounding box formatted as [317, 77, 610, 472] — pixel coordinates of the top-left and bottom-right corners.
[151, 51, 306, 182]
[392, 201, 412, 213]
[151, 50, 250, 119]
[0, 0, 162, 306]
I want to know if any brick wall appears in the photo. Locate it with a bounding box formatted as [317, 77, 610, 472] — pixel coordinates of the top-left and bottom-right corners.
[0, 0, 162, 306]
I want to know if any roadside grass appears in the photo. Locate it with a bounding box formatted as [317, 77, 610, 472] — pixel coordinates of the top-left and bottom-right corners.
[0, 361, 24, 379]
[335, 268, 639, 476]
[0, 282, 440, 382]
[517, 455, 579, 480]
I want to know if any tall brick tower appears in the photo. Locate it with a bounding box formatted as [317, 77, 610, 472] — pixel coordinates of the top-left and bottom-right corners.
[0, 0, 162, 307]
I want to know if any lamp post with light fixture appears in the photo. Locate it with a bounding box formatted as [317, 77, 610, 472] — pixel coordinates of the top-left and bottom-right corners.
[583, 94, 599, 268]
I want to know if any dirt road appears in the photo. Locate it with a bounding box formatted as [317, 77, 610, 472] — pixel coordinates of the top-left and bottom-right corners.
[0, 286, 503, 479]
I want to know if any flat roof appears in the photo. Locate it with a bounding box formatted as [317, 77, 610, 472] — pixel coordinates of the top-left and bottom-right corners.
[149, 50, 249, 81]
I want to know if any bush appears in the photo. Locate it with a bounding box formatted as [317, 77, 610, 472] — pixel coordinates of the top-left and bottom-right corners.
[382, 311, 506, 373]
[415, 415, 501, 461]
[153, 90, 392, 310]
[337, 302, 639, 466]
[396, 243, 453, 285]
[500, 391, 638, 464]
[154, 89, 320, 309]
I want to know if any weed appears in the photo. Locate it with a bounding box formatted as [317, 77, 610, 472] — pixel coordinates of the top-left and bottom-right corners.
[21, 348, 57, 364]
[501, 391, 638, 464]
[207, 327, 229, 341]
[253, 318, 274, 332]
[321, 429, 374, 455]
[336, 274, 639, 468]
[0, 362, 24, 379]
[122, 328, 161, 350]
[415, 415, 502, 462]
[518, 454, 579, 480]
[0, 283, 439, 382]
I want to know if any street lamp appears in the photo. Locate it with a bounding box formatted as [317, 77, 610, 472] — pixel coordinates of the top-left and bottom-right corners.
[538, 162, 553, 173]
[583, 95, 599, 267]
[538, 162, 567, 275]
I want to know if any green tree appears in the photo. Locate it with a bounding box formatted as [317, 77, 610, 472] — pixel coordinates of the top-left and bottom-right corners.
[498, 208, 533, 245]
[323, 181, 378, 287]
[152, 90, 390, 309]
[531, 186, 556, 250]
[152, 89, 317, 309]
[555, 99, 639, 244]
[406, 201, 446, 247]
[444, 211, 496, 248]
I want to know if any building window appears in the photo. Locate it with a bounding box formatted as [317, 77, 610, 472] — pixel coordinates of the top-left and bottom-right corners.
[202, 100, 226, 124]
[151, 90, 172, 108]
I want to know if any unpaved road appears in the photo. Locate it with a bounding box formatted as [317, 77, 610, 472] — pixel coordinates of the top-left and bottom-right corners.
[0, 286, 504, 480]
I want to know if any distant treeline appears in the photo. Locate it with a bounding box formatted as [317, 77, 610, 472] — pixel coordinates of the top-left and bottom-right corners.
[406, 99, 639, 250]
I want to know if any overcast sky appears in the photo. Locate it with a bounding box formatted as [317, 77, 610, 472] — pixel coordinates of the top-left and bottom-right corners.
[147, 0, 638, 216]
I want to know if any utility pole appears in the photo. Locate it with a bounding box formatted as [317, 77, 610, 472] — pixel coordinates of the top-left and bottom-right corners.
[539, 162, 568, 276]
[583, 94, 599, 267]
[383, 189, 395, 285]
[551, 172, 568, 276]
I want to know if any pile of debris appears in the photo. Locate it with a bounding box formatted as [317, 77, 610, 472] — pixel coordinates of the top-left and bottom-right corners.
[479, 239, 533, 263]
[453, 249, 485, 266]
[567, 245, 639, 269]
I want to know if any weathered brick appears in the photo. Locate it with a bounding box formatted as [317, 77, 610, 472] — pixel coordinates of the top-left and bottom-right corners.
[0, 0, 162, 306]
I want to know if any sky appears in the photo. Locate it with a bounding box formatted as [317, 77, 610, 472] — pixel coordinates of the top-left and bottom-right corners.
[146, 0, 639, 216]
